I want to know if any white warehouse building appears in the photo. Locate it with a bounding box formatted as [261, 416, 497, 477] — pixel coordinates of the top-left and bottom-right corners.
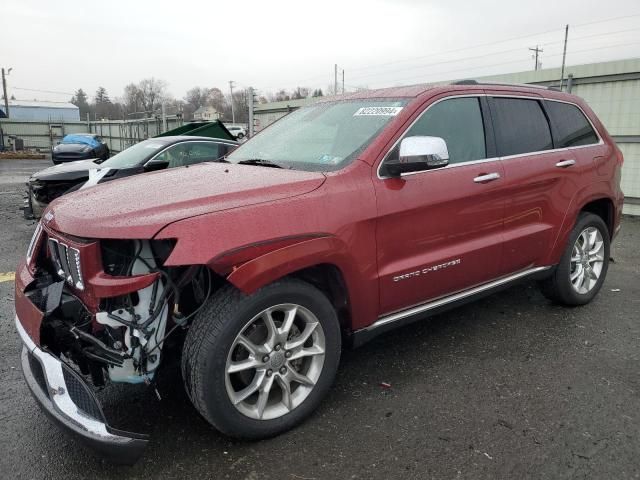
[0, 100, 80, 122]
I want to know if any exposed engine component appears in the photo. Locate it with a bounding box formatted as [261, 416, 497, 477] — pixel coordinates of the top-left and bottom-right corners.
[95, 241, 169, 384]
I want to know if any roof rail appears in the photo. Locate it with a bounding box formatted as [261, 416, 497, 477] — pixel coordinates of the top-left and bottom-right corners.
[451, 80, 561, 91]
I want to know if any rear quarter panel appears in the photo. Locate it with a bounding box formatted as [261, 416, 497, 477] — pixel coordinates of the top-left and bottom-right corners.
[541, 93, 623, 264]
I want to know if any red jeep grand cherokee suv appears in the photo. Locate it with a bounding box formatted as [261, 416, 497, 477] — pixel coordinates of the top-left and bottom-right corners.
[15, 82, 624, 462]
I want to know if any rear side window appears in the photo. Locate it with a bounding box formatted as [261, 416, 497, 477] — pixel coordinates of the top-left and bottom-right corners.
[402, 97, 487, 164]
[546, 101, 599, 147]
[491, 98, 553, 156]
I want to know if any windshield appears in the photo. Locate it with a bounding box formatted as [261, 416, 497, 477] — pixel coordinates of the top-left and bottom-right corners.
[100, 139, 171, 169]
[227, 99, 408, 171]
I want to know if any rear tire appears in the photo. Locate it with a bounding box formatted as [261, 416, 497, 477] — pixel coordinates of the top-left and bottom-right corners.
[539, 212, 610, 305]
[181, 278, 341, 439]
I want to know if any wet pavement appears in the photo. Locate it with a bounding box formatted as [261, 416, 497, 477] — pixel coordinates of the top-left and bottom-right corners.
[0, 158, 639, 479]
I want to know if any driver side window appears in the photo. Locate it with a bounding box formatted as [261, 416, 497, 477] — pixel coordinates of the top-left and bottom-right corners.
[387, 97, 487, 165]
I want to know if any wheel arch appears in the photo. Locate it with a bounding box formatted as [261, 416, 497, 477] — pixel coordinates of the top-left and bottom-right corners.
[286, 263, 352, 333]
[546, 193, 616, 266]
[579, 197, 615, 239]
[222, 236, 370, 333]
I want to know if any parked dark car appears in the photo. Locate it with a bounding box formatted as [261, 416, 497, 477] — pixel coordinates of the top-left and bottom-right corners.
[25, 135, 238, 218]
[52, 134, 110, 164]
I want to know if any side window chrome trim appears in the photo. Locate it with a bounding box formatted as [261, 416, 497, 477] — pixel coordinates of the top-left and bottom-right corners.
[377, 94, 603, 180]
[395, 156, 501, 178]
[376, 94, 487, 179]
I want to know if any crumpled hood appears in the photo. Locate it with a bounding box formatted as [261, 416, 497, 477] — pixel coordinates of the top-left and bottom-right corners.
[31, 159, 100, 182]
[45, 162, 326, 239]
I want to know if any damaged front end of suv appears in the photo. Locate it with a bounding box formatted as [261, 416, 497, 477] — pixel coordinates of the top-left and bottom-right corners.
[16, 220, 213, 464]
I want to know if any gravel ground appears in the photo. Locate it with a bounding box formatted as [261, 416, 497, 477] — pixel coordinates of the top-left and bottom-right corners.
[0, 158, 638, 479]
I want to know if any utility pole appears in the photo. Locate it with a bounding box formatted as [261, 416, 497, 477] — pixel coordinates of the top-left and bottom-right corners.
[528, 45, 543, 71]
[161, 101, 167, 133]
[559, 24, 569, 91]
[229, 80, 236, 123]
[248, 87, 256, 137]
[334, 64, 338, 96]
[2, 67, 12, 118]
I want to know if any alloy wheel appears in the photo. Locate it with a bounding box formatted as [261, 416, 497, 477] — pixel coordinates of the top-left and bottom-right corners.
[569, 226, 605, 294]
[225, 304, 326, 420]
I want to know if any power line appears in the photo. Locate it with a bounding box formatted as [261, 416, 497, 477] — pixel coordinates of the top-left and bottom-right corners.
[539, 26, 640, 46]
[12, 98, 76, 104]
[343, 27, 639, 84]
[12, 86, 75, 96]
[274, 13, 640, 89]
[390, 39, 640, 86]
[330, 12, 640, 78]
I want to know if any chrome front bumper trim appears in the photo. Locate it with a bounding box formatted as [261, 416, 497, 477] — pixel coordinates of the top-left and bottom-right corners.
[16, 315, 148, 463]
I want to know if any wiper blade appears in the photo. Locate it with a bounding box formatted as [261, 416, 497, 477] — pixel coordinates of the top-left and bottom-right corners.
[237, 158, 283, 169]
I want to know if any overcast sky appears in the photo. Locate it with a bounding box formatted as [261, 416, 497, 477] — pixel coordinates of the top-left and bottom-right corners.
[2, 0, 639, 103]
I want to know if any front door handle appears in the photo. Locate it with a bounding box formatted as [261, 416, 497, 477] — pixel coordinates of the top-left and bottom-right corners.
[473, 172, 501, 183]
[555, 159, 576, 168]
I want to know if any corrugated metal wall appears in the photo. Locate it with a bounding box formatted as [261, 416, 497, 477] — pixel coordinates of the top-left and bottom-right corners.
[0, 117, 183, 153]
[483, 59, 640, 215]
[570, 80, 640, 214]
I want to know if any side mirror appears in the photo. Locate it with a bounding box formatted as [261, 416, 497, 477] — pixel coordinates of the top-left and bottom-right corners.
[384, 136, 449, 177]
[144, 158, 169, 172]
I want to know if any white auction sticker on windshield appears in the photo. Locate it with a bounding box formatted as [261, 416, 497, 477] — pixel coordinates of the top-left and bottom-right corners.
[353, 106, 403, 117]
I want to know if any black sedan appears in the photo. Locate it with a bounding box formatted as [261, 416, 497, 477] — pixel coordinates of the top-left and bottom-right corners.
[25, 135, 238, 218]
[52, 134, 110, 164]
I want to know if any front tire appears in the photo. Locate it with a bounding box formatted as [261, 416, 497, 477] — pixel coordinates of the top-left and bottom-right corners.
[539, 212, 610, 305]
[181, 278, 341, 439]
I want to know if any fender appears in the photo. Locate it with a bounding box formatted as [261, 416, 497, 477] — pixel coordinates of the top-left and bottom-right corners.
[543, 181, 617, 265]
[225, 235, 379, 331]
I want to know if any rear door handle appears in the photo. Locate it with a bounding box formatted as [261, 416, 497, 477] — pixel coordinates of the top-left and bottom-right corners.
[473, 172, 501, 183]
[555, 159, 576, 168]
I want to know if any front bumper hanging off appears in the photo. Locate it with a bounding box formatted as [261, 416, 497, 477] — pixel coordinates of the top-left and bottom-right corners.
[16, 315, 148, 464]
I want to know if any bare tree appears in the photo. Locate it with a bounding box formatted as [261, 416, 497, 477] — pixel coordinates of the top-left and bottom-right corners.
[221, 89, 249, 123]
[208, 87, 227, 114]
[138, 77, 167, 114]
[291, 87, 310, 99]
[123, 83, 143, 116]
[273, 89, 290, 102]
[184, 87, 210, 111]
